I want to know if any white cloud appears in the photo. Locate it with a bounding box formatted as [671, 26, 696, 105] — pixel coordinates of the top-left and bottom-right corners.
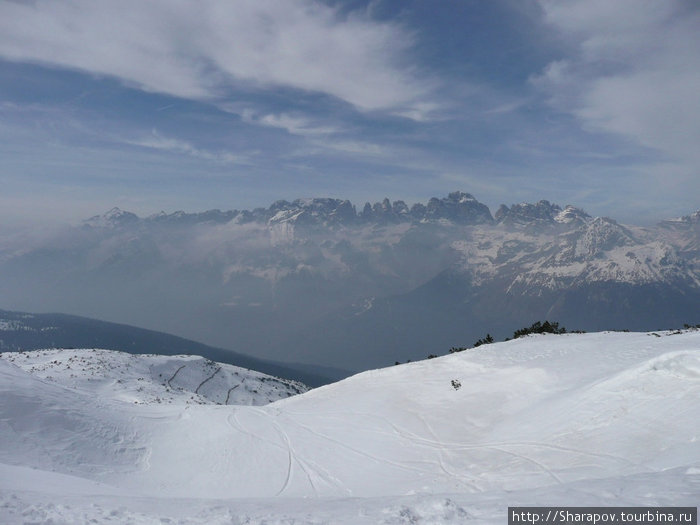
[534, 0, 700, 165]
[0, 0, 429, 111]
[126, 130, 249, 165]
[391, 101, 443, 122]
[239, 110, 341, 137]
[318, 139, 384, 157]
[234, 108, 387, 158]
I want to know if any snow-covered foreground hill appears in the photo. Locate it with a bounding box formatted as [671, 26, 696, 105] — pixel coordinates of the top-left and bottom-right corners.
[0, 348, 308, 405]
[1, 332, 699, 524]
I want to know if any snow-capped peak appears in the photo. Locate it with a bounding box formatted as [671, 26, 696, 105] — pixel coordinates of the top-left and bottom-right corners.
[664, 210, 700, 225]
[84, 207, 139, 228]
[554, 205, 591, 224]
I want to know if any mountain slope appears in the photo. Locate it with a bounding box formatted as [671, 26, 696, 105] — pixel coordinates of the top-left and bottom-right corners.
[1, 348, 307, 406]
[1, 330, 698, 523]
[0, 309, 350, 385]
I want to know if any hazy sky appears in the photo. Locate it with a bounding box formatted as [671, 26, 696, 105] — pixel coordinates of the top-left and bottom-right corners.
[0, 0, 698, 227]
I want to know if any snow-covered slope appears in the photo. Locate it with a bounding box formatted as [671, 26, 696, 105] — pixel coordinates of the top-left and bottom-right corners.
[1, 331, 698, 523]
[452, 217, 698, 290]
[0, 348, 307, 405]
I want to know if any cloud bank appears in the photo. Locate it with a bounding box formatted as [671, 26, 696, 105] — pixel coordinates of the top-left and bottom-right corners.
[535, 0, 700, 165]
[0, 0, 427, 111]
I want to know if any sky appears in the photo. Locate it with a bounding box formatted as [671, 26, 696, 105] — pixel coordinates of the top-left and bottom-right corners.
[0, 0, 698, 227]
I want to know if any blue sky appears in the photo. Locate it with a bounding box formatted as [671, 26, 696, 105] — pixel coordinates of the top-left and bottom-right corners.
[0, 0, 698, 227]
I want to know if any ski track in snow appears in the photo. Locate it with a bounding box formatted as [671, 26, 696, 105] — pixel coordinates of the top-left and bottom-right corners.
[227, 406, 336, 497]
[385, 419, 640, 470]
[270, 417, 313, 496]
[289, 415, 442, 478]
[1, 331, 699, 523]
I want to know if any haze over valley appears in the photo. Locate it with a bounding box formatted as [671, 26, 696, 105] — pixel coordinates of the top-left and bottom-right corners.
[1, 192, 698, 370]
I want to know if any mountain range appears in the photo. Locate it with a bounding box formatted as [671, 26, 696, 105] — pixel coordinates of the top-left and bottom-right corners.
[0, 192, 698, 370]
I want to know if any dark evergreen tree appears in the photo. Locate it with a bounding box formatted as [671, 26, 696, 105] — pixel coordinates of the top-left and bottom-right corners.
[512, 320, 566, 339]
[473, 333, 494, 347]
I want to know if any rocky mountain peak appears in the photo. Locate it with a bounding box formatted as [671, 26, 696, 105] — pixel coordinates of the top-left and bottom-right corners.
[424, 192, 493, 224]
[495, 200, 561, 225]
[575, 217, 636, 258]
[84, 207, 139, 229]
[495, 201, 592, 229]
[554, 205, 591, 225]
[660, 210, 700, 228]
[359, 198, 412, 223]
[268, 198, 356, 227]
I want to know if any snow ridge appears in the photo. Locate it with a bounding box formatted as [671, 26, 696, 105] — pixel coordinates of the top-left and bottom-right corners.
[1, 348, 307, 406]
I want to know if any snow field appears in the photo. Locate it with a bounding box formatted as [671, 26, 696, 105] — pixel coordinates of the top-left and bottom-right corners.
[0, 331, 698, 523]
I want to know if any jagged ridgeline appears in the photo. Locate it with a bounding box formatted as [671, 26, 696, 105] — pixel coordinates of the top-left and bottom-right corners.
[0, 193, 698, 371]
[85, 191, 494, 227]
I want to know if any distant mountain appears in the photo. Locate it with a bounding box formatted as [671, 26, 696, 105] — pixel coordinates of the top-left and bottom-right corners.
[494, 200, 591, 228]
[0, 192, 698, 370]
[84, 191, 494, 230]
[0, 309, 348, 386]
